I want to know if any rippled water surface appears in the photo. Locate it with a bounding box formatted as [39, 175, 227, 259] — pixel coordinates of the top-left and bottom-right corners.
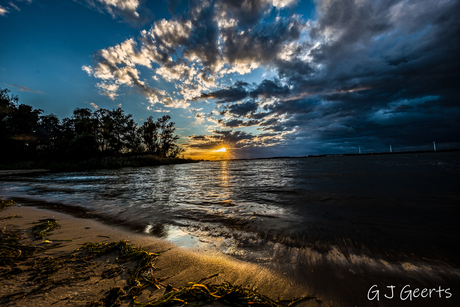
[1, 152, 460, 266]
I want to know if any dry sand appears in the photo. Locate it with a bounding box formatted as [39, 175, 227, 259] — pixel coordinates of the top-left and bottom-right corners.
[0, 204, 324, 307]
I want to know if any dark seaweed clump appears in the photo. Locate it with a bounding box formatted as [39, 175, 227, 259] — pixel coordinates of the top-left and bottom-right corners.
[31, 219, 60, 240]
[0, 198, 15, 211]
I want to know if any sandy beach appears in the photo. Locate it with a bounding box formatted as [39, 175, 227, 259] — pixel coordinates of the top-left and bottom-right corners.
[0, 203, 323, 307]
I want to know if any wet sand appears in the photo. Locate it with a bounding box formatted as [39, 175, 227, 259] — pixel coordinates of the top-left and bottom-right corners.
[0, 204, 323, 307]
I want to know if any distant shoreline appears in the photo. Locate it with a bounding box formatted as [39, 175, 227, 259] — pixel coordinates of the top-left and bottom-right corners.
[203, 148, 460, 161]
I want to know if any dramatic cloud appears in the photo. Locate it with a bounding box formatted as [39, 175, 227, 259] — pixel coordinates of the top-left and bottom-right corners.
[226, 100, 259, 117]
[187, 129, 255, 150]
[196, 81, 249, 103]
[83, 0, 460, 156]
[84, 0, 305, 108]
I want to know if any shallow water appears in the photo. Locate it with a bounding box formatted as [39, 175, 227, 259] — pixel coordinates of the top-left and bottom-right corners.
[1, 152, 460, 289]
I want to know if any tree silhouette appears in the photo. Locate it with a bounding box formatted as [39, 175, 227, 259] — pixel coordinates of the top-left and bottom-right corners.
[1, 88, 43, 160]
[140, 116, 159, 155]
[0, 87, 185, 162]
[157, 115, 180, 158]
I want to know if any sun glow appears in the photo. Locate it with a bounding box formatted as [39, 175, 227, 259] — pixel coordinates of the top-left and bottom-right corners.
[215, 147, 226, 152]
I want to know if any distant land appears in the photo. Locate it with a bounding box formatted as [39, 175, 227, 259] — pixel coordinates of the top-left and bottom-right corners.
[221, 148, 460, 161]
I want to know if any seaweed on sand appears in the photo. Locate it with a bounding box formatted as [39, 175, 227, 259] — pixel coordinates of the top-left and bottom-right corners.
[75, 240, 166, 298]
[0, 198, 15, 211]
[78, 241, 317, 307]
[138, 280, 315, 307]
[31, 218, 60, 240]
[0, 224, 92, 303]
[85, 286, 127, 307]
[0, 215, 21, 221]
[0, 227, 37, 265]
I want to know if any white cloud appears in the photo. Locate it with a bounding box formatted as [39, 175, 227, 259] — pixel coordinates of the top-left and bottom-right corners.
[220, 62, 260, 76]
[271, 0, 297, 8]
[76, 0, 148, 24]
[84, 39, 171, 105]
[9, 2, 20, 11]
[89, 102, 99, 109]
[155, 62, 196, 83]
[193, 112, 207, 124]
[81, 65, 93, 76]
[146, 105, 171, 112]
[96, 82, 119, 100]
[98, 0, 140, 16]
[98, 38, 151, 69]
[151, 19, 192, 49]
[0, 5, 9, 16]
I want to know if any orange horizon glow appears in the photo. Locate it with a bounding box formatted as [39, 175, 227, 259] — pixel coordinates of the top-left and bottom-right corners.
[182, 143, 232, 161]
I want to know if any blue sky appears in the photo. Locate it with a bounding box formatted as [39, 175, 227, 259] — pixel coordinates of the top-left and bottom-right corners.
[1, 0, 459, 159]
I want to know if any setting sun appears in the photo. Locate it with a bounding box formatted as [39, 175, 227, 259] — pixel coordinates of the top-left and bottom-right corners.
[215, 147, 226, 152]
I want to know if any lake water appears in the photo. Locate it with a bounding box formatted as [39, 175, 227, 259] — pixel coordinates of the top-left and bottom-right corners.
[1, 151, 460, 305]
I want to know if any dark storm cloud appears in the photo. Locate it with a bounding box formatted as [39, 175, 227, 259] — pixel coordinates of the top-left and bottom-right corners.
[187, 129, 255, 149]
[195, 81, 249, 103]
[302, 0, 460, 106]
[184, 2, 220, 71]
[196, 78, 292, 104]
[309, 0, 393, 43]
[189, 135, 209, 141]
[216, 0, 274, 26]
[249, 79, 291, 98]
[222, 119, 260, 128]
[214, 129, 255, 143]
[263, 97, 318, 117]
[259, 117, 280, 127]
[275, 58, 314, 84]
[236, 0, 460, 152]
[387, 104, 413, 114]
[226, 100, 259, 117]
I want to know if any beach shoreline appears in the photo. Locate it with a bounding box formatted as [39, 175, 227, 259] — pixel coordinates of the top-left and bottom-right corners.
[1, 200, 459, 306]
[0, 203, 323, 307]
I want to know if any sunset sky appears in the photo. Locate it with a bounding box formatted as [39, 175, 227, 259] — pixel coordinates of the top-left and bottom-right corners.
[1, 0, 459, 159]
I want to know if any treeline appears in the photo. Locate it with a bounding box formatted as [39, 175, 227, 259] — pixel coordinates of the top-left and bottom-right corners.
[0, 88, 185, 164]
